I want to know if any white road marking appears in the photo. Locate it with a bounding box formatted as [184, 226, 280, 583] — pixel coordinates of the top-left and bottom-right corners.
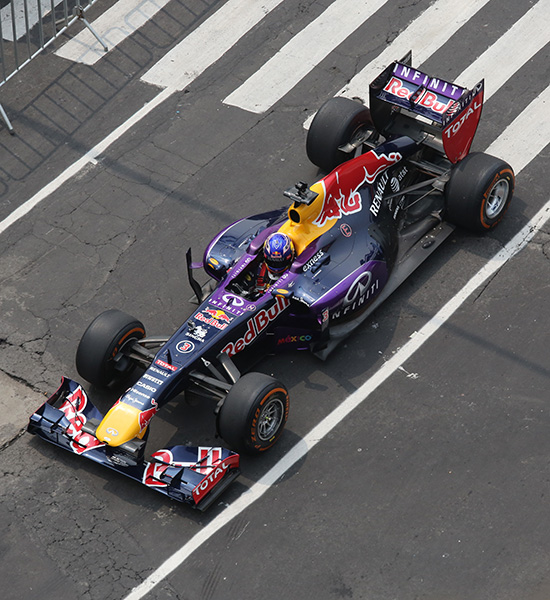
[303, 0, 549, 129]
[121, 89, 550, 599]
[55, 0, 173, 65]
[456, 0, 550, 95]
[1, 0, 64, 41]
[223, 0, 390, 113]
[141, 0, 285, 91]
[0, 87, 173, 237]
[0, 0, 286, 237]
[233, 0, 491, 118]
[0, 0, 547, 594]
[302, 0, 491, 127]
[486, 86, 550, 172]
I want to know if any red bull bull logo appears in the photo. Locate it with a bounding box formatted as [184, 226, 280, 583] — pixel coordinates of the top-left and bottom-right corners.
[138, 399, 158, 431]
[196, 308, 232, 329]
[313, 150, 402, 227]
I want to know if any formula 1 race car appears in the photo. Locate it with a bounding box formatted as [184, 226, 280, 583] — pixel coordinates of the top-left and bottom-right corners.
[28, 53, 514, 510]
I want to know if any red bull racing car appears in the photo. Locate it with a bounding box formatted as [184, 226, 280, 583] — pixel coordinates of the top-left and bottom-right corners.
[28, 53, 514, 510]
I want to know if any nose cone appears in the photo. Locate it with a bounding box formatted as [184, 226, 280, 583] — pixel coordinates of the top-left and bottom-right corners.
[96, 402, 142, 446]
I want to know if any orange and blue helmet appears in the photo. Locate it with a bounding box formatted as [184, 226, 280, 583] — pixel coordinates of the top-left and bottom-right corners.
[263, 232, 295, 274]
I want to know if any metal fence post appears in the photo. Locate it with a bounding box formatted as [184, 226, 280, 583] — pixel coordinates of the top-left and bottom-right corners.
[0, 102, 15, 134]
[0, 0, 105, 134]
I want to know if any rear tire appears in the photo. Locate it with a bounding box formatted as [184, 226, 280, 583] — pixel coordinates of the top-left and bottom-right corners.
[217, 372, 289, 454]
[76, 309, 145, 388]
[307, 97, 374, 173]
[445, 152, 514, 233]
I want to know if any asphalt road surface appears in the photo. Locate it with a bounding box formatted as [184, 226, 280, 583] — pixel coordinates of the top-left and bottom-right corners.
[0, 1, 549, 599]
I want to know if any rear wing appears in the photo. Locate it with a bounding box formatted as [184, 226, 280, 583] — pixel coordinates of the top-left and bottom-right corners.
[369, 52, 484, 163]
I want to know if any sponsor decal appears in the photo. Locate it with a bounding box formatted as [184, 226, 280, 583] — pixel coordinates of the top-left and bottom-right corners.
[442, 81, 484, 163]
[383, 76, 455, 115]
[443, 81, 483, 133]
[176, 340, 195, 354]
[143, 448, 185, 488]
[128, 387, 151, 400]
[150, 365, 172, 378]
[302, 250, 324, 272]
[222, 293, 244, 307]
[389, 166, 408, 219]
[322, 308, 329, 324]
[194, 447, 222, 475]
[58, 386, 105, 455]
[369, 172, 389, 217]
[340, 223, 352, 237]
[155, 359, 178, 372]
[392, 64, 464, 100]
[204, 308, 231, 323]
[331, 270, 380, 320]
[186, 325, 208, 342]
[277, 334, 312, 345]
[192, 455, 239, 502]
[143, 448, 238, 497]
[195, 308, 231, 330]
[222, 296, 290, 357]
[143, 373, 163, 386]
[123, 393, 147, 407]
[313, 150, 402, 227]
[136, 380, 158, 393]
[210, 293, 249, 316]
[230, 255, 253, 277]
[443, 98, 482, 138]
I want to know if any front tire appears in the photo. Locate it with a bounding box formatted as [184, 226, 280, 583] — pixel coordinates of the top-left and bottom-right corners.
[306, 97, 374, 173]
[76, 309, 145, 388]
[445, 152, 514, 233]
[217, 372, 289, 454]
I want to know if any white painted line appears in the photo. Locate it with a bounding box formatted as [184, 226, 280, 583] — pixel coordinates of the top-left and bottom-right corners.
[1, 0, 64, 42]
[55, 0, 173, 65]
[0, 87, 172, 237]
[486, 85, 550, 173]
[335, 0, 490, 100]
[121, 89, 550, 599]
[223, 0, 389, 114]
[303, 0, 549, 129]
[0, 0, 284, 237]
[141, 0, 285, 91]
[457, 0, 550, 96]
[302, 0, 491, 128]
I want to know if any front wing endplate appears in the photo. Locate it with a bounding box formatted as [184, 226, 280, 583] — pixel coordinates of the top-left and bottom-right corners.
[27, 378, 240, 510]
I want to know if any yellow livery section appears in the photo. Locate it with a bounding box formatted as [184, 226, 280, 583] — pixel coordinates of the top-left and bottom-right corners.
[95, 402, 144, 446]
[278, 180, 335, 255]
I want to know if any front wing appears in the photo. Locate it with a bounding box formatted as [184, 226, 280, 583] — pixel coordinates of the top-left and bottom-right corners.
[27, 378, 240, 511]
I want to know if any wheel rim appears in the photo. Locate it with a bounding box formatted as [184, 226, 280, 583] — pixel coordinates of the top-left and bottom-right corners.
[257, 397, 285, 441]
[485, 179, 509, 219]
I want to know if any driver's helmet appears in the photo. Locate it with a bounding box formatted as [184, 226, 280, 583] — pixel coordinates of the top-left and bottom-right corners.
[263, 232, 295, 274]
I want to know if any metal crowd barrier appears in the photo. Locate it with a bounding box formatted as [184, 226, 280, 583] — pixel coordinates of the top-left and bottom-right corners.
[0, 0, 107, 134]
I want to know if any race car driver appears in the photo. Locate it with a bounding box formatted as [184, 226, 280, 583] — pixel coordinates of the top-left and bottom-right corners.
[243, 232, 295, 298]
